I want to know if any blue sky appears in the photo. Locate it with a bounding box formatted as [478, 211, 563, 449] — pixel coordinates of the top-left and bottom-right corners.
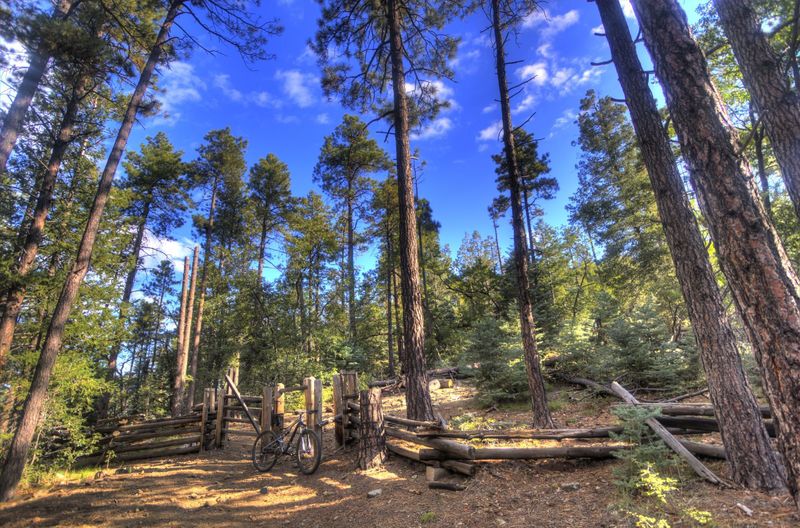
[3, 0, 704, 282]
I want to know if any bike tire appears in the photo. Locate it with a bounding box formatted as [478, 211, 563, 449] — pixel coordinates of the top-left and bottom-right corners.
[295, 429, 322, 475]
[252, 430, 280, 472]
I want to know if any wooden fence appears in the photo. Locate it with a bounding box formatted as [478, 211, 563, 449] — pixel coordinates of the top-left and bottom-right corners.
[76, 369, 323, 467]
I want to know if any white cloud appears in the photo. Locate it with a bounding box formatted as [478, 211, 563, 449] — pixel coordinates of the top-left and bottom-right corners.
[554, 109, 577, 129]
[477, 120, 503, 142]
[275, 69, 317, 108]
[482, 103, 497, 114]
[522, 9, 580, 39]
[513, 94, 536, 115]
[405, 79, 459, 111]
[516, 62, 549, 85]
[155, 62, 206, 125]
[141, 232, 195, 275]
[450, 47, 481, 74]
[276, 114, 299, 124]
[411, 117, 453, 140]
[315, 113, 330, 124]
[536, 42, 554, 59]
[252, 91, 282, 109]
[213, 74, 242, 102]
[592, 24, 605, 35]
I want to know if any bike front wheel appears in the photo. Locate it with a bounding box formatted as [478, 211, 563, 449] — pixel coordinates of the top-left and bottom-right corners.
[252, 430, 281, 472]
[295, 429, 321, 475]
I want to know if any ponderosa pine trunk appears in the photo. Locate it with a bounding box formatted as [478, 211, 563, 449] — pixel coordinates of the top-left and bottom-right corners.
[0, 76, 87, 368]
[631, 0, 800, 504]
[181, 246, 198, 398]
[386, 224, 395, 378]
[347, 189, 356, 344]
[188, 175, 219, 409]
[713, 0, 800, 220]
[0, 0, 76, 172]
[0, 1, 183, 501]
[172, 255, 190, 416]
[597, 0, 786, 491]
[490, 0, 553, 428]
[387, 0, 434, 421]
[392, 267, 404, 371]
[357, 388, 386, 469]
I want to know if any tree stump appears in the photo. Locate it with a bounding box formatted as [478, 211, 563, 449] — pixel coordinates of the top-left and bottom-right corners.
[358, 388, 386, 470]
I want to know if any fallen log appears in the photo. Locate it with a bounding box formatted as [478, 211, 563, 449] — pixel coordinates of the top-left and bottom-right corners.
[561, 376, 617, 398]
[385, 427, 475, 459]
[472, 445, 622, 460]
[94, 416, 201, 434]
[99, 423, 201, 445]
[661, 388, 709, 403]
[386, 442, 476, 476]
[347, 401, 441, 429]
[679, 440, 726, 460]
[417, 426, 710, 440]
[624, 403, 771, 419]
[655, 415, 776, 437]
[610, 382, 730, 487]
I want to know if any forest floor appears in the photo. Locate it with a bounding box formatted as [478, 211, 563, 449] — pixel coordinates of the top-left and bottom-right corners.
[0, 381, 797, 527]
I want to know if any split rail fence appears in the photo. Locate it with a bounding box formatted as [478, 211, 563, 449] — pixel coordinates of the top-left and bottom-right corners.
[76, 368, 323, 467]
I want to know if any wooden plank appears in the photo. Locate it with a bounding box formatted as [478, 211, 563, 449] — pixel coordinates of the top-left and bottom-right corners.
[222, 428, 258, 437]
[200, 388, 210, 453]
[610, 381, 730, 487]
[333, 374, 344, 447]
[215, 385, 225, 449]
[76, 444, 200, 467]
[385, 427, 474, 459]
[224, 373, 261, 435]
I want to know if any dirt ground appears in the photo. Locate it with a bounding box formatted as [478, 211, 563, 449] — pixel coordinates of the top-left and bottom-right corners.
[0, 382, 797, 527]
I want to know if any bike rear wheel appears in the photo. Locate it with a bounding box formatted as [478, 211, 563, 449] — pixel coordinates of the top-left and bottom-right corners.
[252, 430, 281, 472]
[295, 429, 321, 475]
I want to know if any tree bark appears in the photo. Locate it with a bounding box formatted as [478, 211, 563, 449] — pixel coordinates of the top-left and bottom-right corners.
[347, 190, 356, 344]
[386, 226, 395, 378]
[180, 246, 198, 407]
[491, 212, 502, 273]
[597, 0, 786, 491]
[172, 255, 190, 416]
[490, 0, 553, 428]
[0, 76, 87, 368]
[188, 174, 219, 410]
[713, 0, 800, 220]
[357, 388, 386, 469]
[0, 0, 76, 172]
[392, 268, 404, 371]
[632, 0, 800, 504]
[387, 0, 434, 421]
[0, 1, 182, 501]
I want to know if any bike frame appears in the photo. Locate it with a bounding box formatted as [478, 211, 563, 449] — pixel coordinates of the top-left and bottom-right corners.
[274, 412, 307, 454]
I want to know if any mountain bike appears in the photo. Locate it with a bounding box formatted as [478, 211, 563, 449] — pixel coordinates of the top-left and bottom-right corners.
[252, 410, 322, 475]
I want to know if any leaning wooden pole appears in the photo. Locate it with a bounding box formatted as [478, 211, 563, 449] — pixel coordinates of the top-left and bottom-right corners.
[180, 246, 199, 410]
[610, 382, 729, 486]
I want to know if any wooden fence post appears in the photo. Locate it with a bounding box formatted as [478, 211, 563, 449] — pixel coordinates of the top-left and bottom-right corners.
[304, 377, 321, 433]
[333, 374, 344, 447]
[200, 388, 211, 453]
[274, 383, 285, 434]
[358, 388, 386, 469]
[215, 385, 225, 449]
[262, 386, 273, 435]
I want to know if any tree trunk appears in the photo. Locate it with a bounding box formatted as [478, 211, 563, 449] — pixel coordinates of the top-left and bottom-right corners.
[392, 268, 404, 372]
[597, 0, 786, 492]
[387, 0, 434, 421]
[188, 174, 219, 410]
[257, 215, 267, 281]
[0, 0, 76, 172]
[522, 186, 535, 264]
[386, 226, 395, 378]
[491, 213, 502, 273]
[490, 0, 553, 428]
[357, 388, 386, 470]
[347, 192, 356, 344]
[713, 0, 800, 220]
[172, 255, 190, 416]
[180, 246, 198, 407]
[0, 1, 182, 501]
[0, 76, 87, 368]
[632, 0, 800, 504]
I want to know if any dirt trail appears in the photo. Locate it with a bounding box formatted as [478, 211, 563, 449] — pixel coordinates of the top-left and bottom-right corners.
[0, 383, 796, 527]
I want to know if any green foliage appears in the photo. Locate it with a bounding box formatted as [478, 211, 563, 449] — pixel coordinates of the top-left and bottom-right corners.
[461, 316, 529, 405]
